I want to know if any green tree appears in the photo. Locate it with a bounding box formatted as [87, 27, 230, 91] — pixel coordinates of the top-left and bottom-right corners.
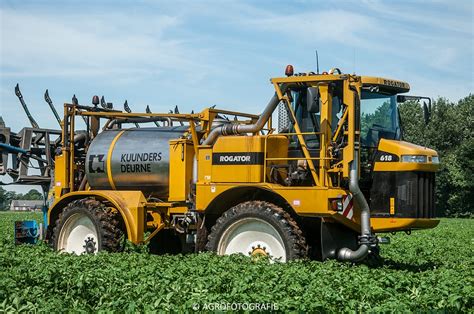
[398, 100, 425, 144]
[0, 187, 19, 211]
[361, 101, 394, 146]
[0, 187, 6, 210]
[21, 189, 43, 200]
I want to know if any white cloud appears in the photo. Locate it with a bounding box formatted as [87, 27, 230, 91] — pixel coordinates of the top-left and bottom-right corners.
[0, 8, 215, 79]
[361, 0, 473, 36]
[358, 0, 472, 75]
[233, 2, 472, 81]
[240, 9, 378, 48]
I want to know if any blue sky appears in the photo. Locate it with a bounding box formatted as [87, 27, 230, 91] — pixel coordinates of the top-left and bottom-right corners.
[0, 0, 473, 192]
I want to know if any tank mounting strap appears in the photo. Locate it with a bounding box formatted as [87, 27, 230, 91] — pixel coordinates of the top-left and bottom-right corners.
[106, 130, 125, 189]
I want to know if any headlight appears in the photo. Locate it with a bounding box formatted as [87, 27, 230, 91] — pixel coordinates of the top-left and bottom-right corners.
[401, 155, 427, 163]
[431, 156, 440, 164]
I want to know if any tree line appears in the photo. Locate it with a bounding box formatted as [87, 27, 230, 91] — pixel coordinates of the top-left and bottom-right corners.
[399, 94, 473, 217]
[0, 187, 43, 210]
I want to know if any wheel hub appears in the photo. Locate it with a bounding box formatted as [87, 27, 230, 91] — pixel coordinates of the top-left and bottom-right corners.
[57, 213, 99, 255]
[83, 237, 97, 254]
[248, 244, 268, 257]
[217, 217, 286, 261]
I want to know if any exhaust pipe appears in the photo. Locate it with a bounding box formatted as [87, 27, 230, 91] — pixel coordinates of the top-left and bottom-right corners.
[337, 151, 374, 261]
[202, 88, 286, 146]
[337, 86, 376, 262]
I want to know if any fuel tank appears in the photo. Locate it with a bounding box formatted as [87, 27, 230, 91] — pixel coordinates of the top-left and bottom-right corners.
[86, 127, 186, 197]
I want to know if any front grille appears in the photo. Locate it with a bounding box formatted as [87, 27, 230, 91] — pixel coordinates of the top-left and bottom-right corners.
[370, 171, 435, 218]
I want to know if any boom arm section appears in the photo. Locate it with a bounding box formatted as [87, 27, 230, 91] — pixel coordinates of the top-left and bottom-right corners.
[0, 126, 61, 186]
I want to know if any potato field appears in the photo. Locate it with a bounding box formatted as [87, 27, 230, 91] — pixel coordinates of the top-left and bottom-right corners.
[0, 212, 472, 312]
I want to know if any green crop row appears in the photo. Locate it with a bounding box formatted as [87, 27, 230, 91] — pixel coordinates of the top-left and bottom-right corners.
[0, 212, 472, 312]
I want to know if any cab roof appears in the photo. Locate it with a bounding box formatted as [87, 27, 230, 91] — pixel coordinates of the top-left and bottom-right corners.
[270, 71, 411, 94]
[360, 76, 410, 94]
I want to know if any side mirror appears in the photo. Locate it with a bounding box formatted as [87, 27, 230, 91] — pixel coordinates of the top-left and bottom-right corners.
[396, 95, 407, 103]
[306, 87, 320, 113]
[423, 101, 431, 124]
[396, 95, 432, 125]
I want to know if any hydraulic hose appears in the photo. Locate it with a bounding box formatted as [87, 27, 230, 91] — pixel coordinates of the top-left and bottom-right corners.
[73, 132, 87, 144]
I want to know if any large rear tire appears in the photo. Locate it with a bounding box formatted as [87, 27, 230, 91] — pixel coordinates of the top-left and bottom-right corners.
[52, 198, 124, 254]
[206, 201, 307, 262]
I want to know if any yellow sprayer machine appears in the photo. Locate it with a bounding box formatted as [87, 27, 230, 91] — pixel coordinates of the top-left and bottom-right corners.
[1, 66, 439, 261]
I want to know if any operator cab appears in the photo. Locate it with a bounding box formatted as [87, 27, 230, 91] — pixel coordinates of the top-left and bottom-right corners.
[360, 91, 401, 148]
[359, 80, 407, 182]
[284, 82, 344, 150]
[360, 76, 409, 149]
[285, 77, 407, 151]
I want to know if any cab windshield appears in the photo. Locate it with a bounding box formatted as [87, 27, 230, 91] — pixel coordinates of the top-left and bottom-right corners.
[360, 91, 401, 147]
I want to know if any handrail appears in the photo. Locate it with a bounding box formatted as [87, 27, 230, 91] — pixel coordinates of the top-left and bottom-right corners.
[266, 157, 333, 161]
[266, 131, 324, 136]
[263, 131, 327, 184]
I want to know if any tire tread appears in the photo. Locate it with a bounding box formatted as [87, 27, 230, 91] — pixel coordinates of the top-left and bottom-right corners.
[51, 197, 124, 253]
[205, 201, 308, 260]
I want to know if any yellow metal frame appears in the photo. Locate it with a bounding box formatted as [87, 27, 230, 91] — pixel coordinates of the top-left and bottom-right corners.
[194, 73, 439, 233]
[263, 132, 329, 184]
[272, 82, 321, 186]
[49, 190, 147, 243]
[50, 71, 438, 247]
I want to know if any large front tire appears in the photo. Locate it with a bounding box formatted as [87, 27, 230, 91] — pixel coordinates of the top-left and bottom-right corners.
[206, 201, 307, 262]
[52, 198, 124, 254]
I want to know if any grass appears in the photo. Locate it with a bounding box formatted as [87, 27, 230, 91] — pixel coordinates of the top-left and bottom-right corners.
[0, 211, 472, 312]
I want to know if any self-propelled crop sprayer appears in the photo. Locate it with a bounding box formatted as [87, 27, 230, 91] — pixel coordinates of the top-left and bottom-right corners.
[1, 66, 439, 261]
